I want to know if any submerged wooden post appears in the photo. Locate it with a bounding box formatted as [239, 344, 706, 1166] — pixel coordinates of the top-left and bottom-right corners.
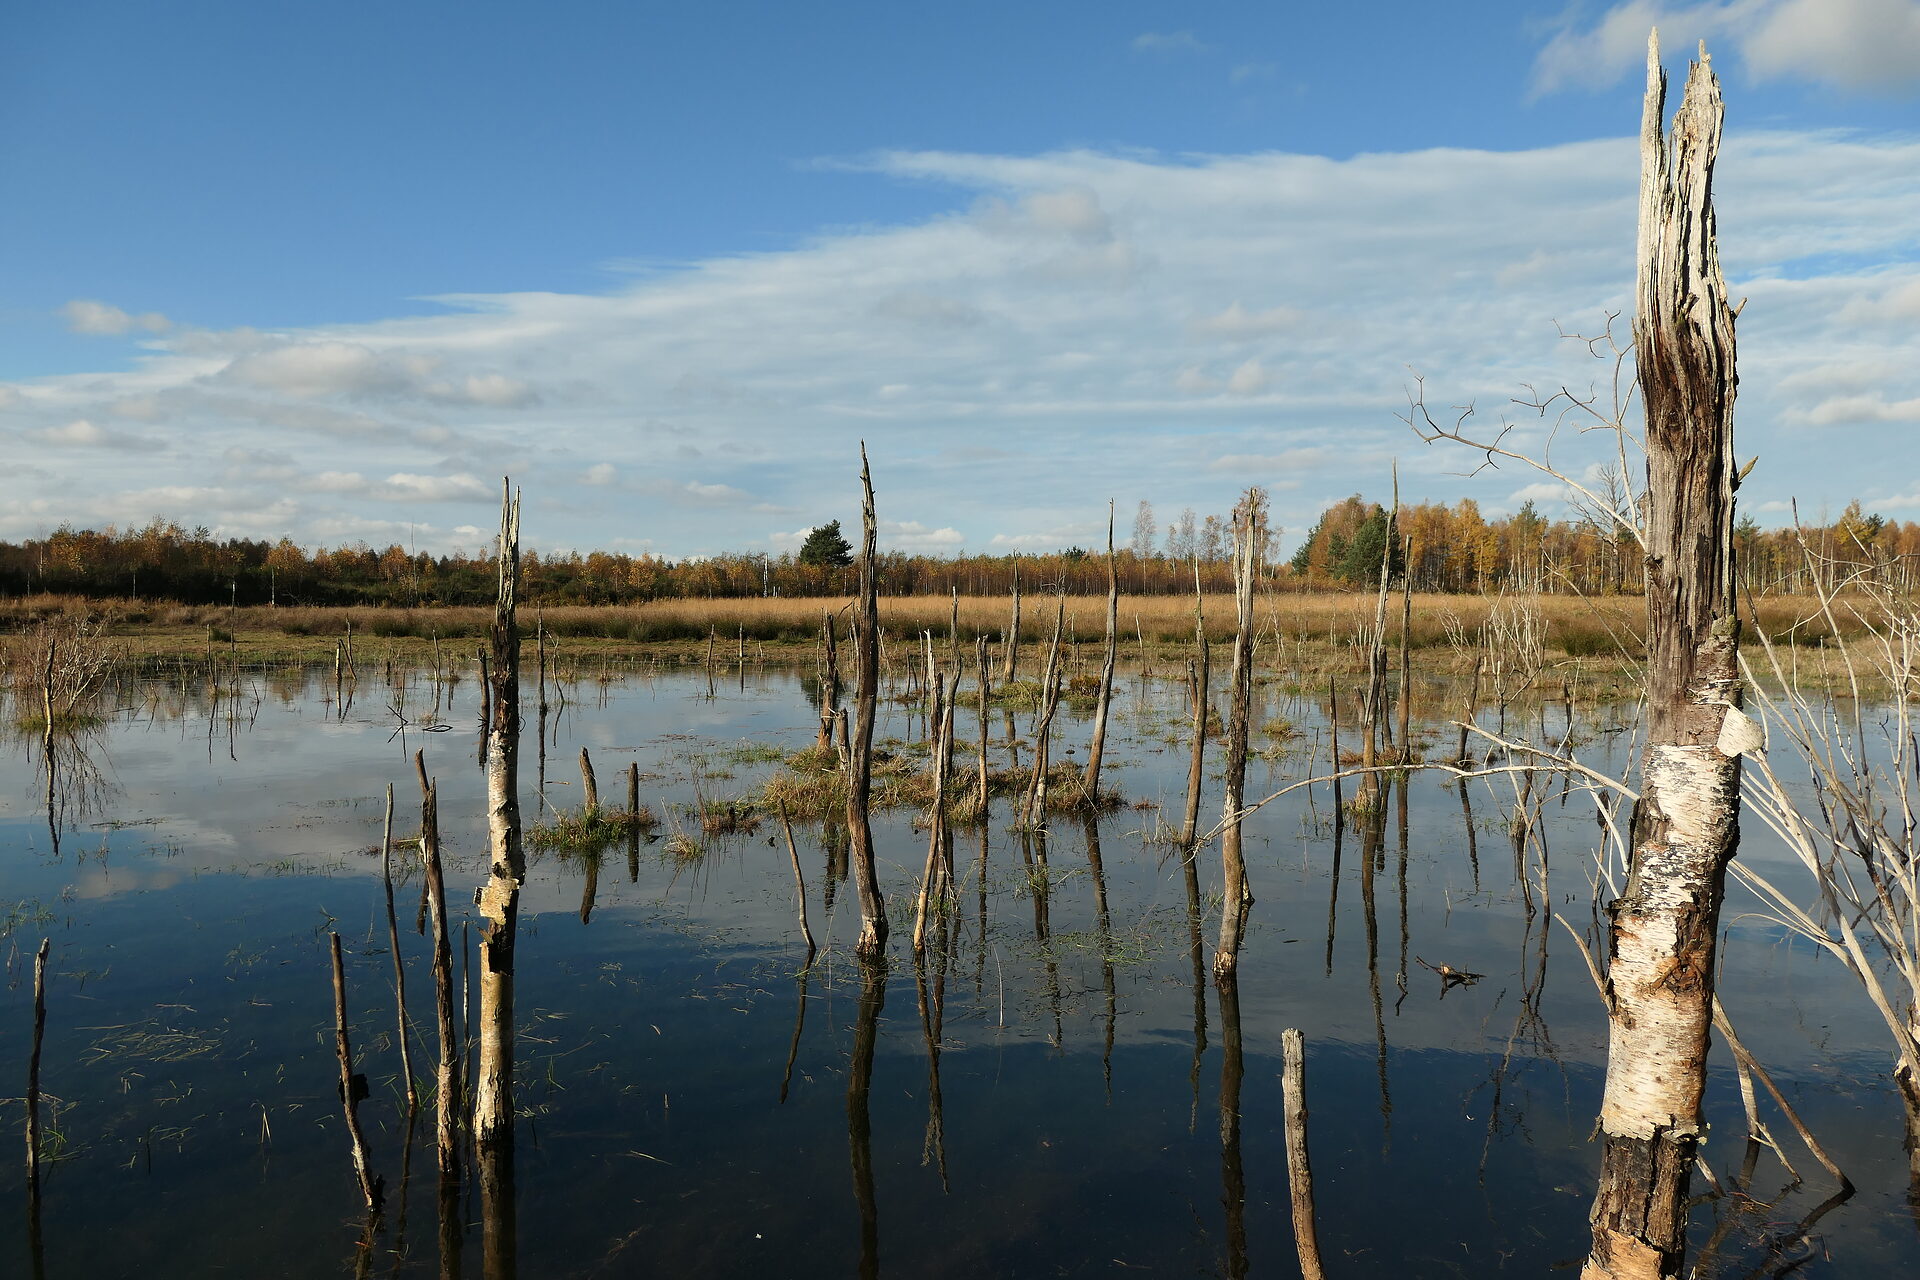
[26, 938, 49, 1191]
[1214, 489, 1265, 981]
[847, 447, 889, 960]
[778, 802, 816, 961]
[1281, 1028, 1327, 1280]
[579, 748, 599, 817]
[1082, 501, 1119, 803]
[418, 771, 462, 1176]
[329, 932, 384, 1214]
[1583, 33, 1742, 1280]
[379, 784, 418, 1114]
[475, 480, 524, 1150]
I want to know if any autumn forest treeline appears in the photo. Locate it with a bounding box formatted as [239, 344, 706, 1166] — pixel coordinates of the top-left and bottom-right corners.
[3, 496, 1913, 609]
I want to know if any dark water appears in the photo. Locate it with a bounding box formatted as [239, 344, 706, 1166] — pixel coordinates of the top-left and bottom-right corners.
[1, 662, 1913, 1277]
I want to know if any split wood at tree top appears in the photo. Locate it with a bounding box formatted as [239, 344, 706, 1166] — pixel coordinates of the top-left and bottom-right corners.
[1583, 32, 1744, 1280]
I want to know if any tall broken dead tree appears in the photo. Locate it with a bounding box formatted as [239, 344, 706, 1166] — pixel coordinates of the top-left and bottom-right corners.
[1583, 33, 1743, 1280]
[847, 447, 889, 961]
[475, 480, 524, 1150]
[1213, 488, 1265, 983]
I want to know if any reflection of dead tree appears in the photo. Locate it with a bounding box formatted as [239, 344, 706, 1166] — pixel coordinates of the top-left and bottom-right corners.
[1734, 556, 1920, 1217]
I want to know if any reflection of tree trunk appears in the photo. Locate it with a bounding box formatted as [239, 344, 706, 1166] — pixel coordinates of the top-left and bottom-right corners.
[1324, 802, 1344, 978]
[1902, 1069, 1920, 1233]
[1184, 836, 1208, 1129]
[579, 850, 599, 924]
[476, 484, 524, 1150]
[1218, 976, 1248, 1280]
[436, 1164, 464, 1278]
[1083, 812, 1117, 1092]
[479, 1135, 516, 1280]
[849, 961, 887, 1280]
[781, 967, 811, 1104]
[1360, 810, 1391, 1137]
[1020, 829, 1063, 1047]
[913, 951, 950, 1190]
[1584, 37, 1741, 1280]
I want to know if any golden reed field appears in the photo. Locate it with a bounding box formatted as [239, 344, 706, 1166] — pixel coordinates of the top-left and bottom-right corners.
[0, 590, 1869, 668]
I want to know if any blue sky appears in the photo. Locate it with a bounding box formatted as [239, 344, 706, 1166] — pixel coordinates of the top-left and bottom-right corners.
[3, 1, 1917, 559]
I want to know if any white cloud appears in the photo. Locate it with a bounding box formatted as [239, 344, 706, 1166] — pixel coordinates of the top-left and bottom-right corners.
[35, 418, 165, 451]
[61, 299, 170, 336]
[1193, 302, 1305, 338]
[881, 519, 965, 551]
[1533, 1, 1920, 95]
[1132, 30, 1207, 53]
[1745, 0, 1920, 90]
[1794, 393, 1920, 424]
[7, 124, 1919, 555]
[1226, 358, 1271, 396]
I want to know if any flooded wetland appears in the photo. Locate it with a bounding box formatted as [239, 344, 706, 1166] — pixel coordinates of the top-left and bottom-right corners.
[4, 650, 1916, 1278]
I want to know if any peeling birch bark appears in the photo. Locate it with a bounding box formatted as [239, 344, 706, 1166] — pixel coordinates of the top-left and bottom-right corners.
[1583, 32, 1741, 1280]
[475, 480, 524, 1150]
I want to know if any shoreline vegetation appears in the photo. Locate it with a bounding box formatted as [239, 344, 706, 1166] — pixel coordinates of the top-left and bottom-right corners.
[0, 590, 1885, 681]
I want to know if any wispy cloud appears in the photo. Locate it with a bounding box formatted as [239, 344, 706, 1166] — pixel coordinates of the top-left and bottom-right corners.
[1132, 30, 1208, 53]
[61, 299, 170, 336]
[8, 127, 1919, 554]
[1532, 1, 1920, 96]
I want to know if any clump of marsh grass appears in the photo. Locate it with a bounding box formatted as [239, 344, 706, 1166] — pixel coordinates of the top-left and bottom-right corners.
[526, 804, 656, 854]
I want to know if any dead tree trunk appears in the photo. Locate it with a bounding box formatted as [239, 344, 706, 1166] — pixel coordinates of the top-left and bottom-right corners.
[1583, 33, 1741, 1280]
[847, 447, 889, 960]
[26, 937, 49, 1193]
[475, 481, 524, 1150]
[1082, 502, 1120, 803]
[417, 765, 461, 1175]
[1181, 562, 1210, 848]
[817, 609, 841, 753]
[330, 932, 384, 1214]
[379, 784, 417, 1114]
[1214, 490, 1265, 981]
[1001, 554, 1021, 683]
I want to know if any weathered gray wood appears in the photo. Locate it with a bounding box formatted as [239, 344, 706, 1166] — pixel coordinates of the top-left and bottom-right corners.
[1180, 561, 1209, 848]
[1083, 502, 1120, 802]
[26, 937, 49, 1191]
[379, 784, 417, 1115]
[416, 764, 461, 1176]
[847, 447, 889, 959]
[330, 932, 384, 1213]
[1214, 489, 1264, 981]
[1281, 1028, 1326, 1280]
[1584, 32, 1742, 1280]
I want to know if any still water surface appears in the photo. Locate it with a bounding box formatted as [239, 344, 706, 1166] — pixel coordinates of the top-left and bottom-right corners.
[1, 663, 1913, 1276]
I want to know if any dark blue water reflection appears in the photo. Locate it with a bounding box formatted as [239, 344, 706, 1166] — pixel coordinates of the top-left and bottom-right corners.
[0, 663, 1911, 1276]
